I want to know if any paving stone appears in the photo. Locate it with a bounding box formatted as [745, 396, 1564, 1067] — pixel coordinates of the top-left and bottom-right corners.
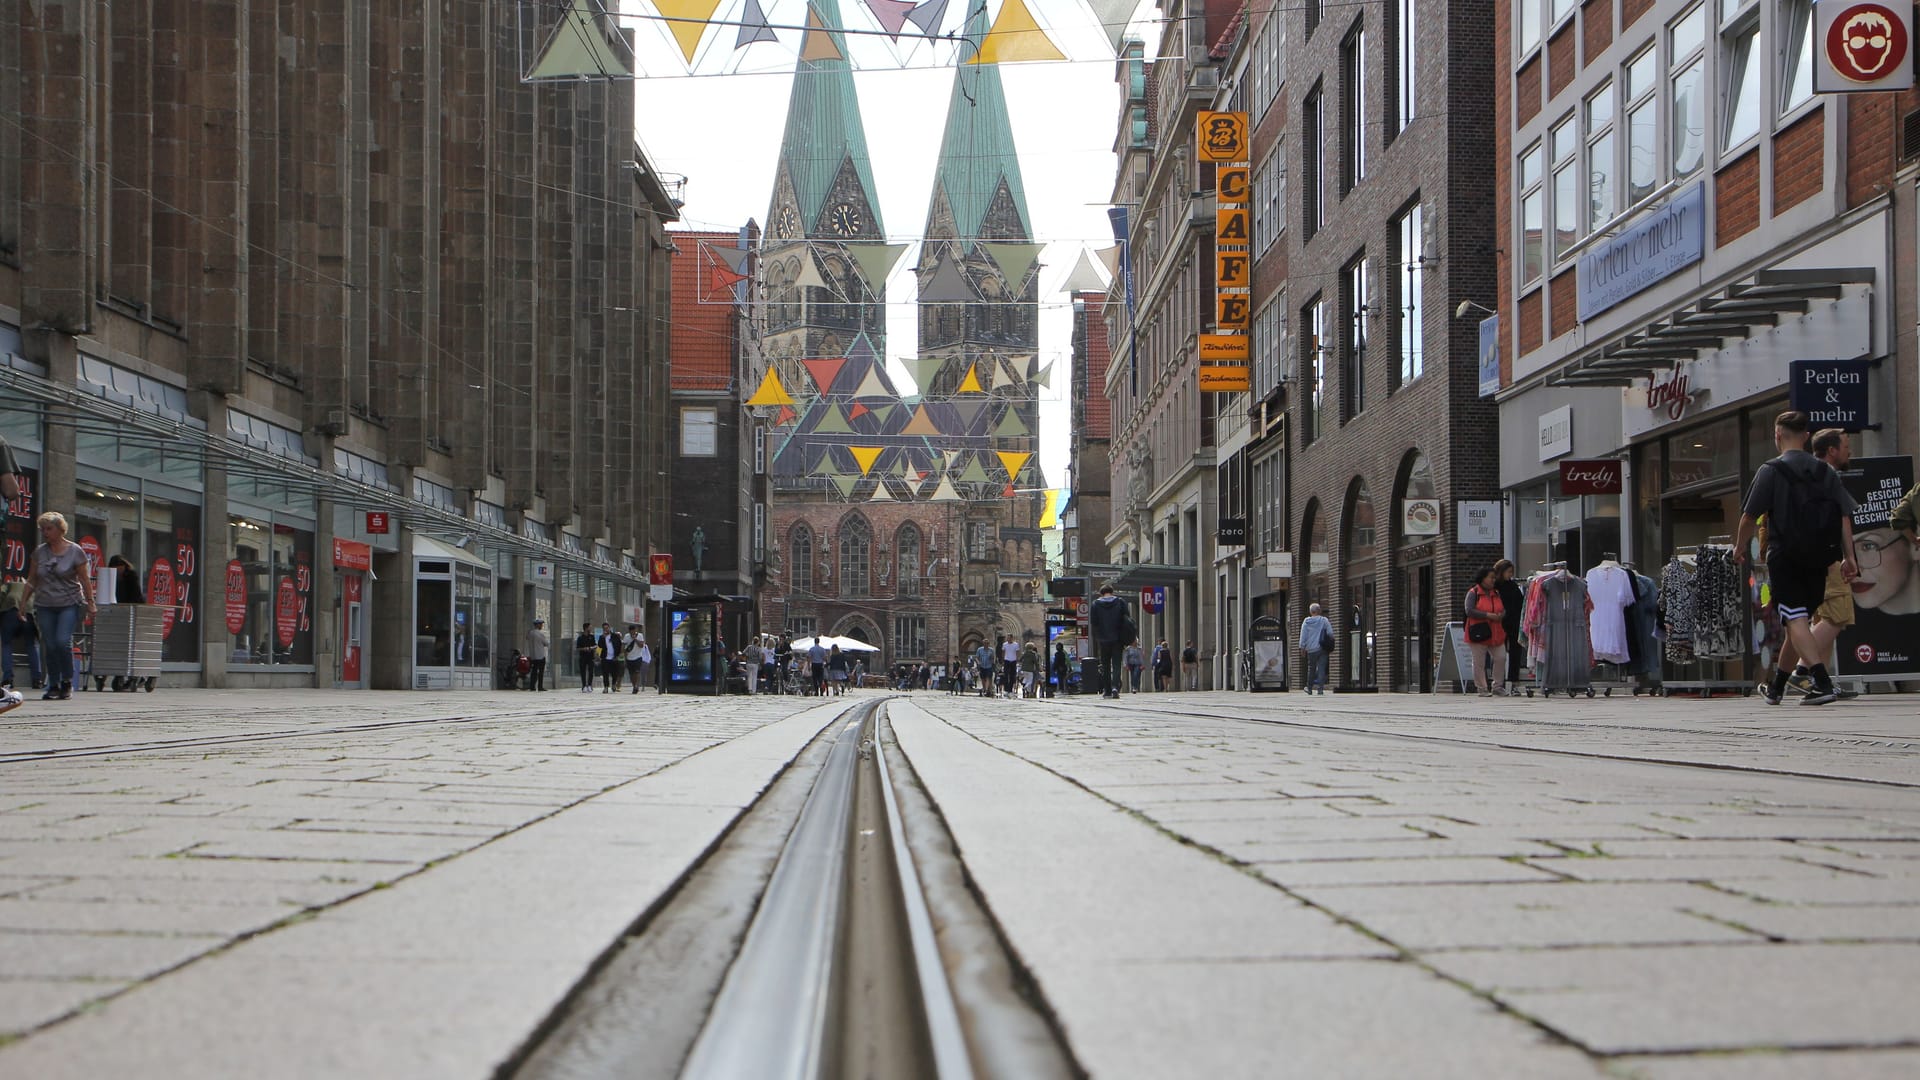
[0, 978, 131, 1037]
[1292, 881, 1760, 950]
[1253, 856, 1568, 888]
[1611, 1048, 1920, 1079]
[0, 929, 221, 981]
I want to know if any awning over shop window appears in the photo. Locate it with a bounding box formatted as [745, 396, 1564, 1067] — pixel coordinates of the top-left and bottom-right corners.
[414, 534, 495, 572]
[1549, 267, 1875, 388]
[1080, 562, 1200, 590]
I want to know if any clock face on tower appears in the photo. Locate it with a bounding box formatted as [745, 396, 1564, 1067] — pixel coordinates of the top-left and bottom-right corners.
[827, 202, 862, 236]
[776, 205, 798, 238]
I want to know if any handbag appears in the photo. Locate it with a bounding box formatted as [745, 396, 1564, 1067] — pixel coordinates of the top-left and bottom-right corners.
[1467, 621, 1493, 644]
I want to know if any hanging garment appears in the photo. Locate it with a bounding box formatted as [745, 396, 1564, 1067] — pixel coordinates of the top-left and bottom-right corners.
[1521, 573, 1552, 666]
[1692, 547, 1745, 660]
[1660, 558, 1698, 663]
[1626, 571, 1662, 676]
[1586, 564, 1635, 664]
[1537, 571, 1595, 690]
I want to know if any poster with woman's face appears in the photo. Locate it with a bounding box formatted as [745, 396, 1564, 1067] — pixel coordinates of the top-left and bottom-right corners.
[1838, 458, 1919, 677]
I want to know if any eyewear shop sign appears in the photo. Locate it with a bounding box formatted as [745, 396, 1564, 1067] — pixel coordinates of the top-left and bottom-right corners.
[1815, 0, 1915, 92]
[1788, 359, 1870, 430]
[1576, 183, 1705, 322]
[1836, 456, 1919, 679]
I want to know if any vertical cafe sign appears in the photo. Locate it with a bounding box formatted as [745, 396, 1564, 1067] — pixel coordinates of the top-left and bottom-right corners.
[1837, 456, 1918, 678]
[1197, 110, 1252, 393]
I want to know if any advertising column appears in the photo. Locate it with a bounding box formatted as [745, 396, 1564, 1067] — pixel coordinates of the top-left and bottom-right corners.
[1839, 457, 1918, 680]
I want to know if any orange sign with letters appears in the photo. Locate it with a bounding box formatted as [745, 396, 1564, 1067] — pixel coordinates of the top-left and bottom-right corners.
[1199, 366, 1252, 392]
[1216, 206, 1250, 243]
[1196, 111, 1250, 163]
[1199, 334, 1250, 361]
[1217, 167, 1250, 203]
[1217, 294, 1250, 329]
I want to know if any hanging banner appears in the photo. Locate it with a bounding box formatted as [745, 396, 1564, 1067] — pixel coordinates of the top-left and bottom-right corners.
[1216, 205, 1250, 244]
[1836, 456, 1918, 678]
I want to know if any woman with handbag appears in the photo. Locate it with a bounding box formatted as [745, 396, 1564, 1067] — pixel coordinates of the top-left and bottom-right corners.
[1464, 568, 1508, 698]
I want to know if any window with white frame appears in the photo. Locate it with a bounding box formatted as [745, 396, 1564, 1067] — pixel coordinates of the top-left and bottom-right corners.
[1342, 26, 1368, 191]
[1303, 296, 1325, 442]
[680, 407, 718, 456]
[1625, 47, 1659, 205]
[1395, 203, 1424, 387]
[1255, 145, 1284, 254]
[1586, 81, 1617, 229]
[1253, 15, 1286, 122]
[1551, 0, 1577, 26]
[1397, 0, 1417, 132]
[753, 503, 765, 560]
[1520, 143, 1544, 285]
[1780, 0, 1814, 113]
[1520, 0, 1542, 53]
[1719, 0, 1761, 151]
[1550, 116, 1578, 259]
[1343, 256, 1370, 421]
[1671, 6, 1707, 176]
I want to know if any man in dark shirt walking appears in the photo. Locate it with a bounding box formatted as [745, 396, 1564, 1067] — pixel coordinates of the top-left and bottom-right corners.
[1087, 585, 1134, 699]
[1734, 411, 1857, 706]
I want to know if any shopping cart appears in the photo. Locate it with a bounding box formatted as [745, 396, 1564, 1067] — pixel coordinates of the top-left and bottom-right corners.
[84, 604, 163, 692]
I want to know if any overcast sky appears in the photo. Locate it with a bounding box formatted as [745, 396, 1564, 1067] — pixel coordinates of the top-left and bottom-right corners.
[616, 0, 1156, 492]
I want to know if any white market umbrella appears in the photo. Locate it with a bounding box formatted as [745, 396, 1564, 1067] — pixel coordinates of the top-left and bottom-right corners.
[789, 635, 880, 653]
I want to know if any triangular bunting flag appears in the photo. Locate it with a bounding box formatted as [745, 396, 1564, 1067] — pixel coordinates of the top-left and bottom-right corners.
[942, 449, 965, 469]
[528, 0, 634, 78]
[905, 0, 950, 35]
[982, 242, 1045, 286]
[1003, 483, 1016, 498]
[812, 404, 854, 434]
[865, 0, 917, 37]
[1061, 248, 1110, 293]
[847, 243, 908, 290]
[901, 404, 942, 436]
[851, 364, 892, 399]
[874, 403, 900, 426]
[745, 367, 796, 406]
[903, 356, 947, 394]
[966, 0, 1065, 63]
[956, 365, 985, 393]
[1095, 244, 1123, 280]
[996, 450, 1032, 480]
[994, 409, 1028, 437]
[775, 405, 798, 425]
[869, 482, 896, 502]
[709, 262, 749, 295]
[735, 0, 781, 47]
[831, 474, 860, 498]
[850, 446, 884, 476]
[1083, 0, 1142, 51]
[848, 403, 870, 420]
[811, 451, 838, 477]
[930, 475, 963, 501]
[960, 456, 992, 483]
[802, 357, 846, 396]
[791, 249, 832, 292]
[709, 243, 751, 274]
[800, 5, 845, 61]
[951, 400, 988, 431]
[1030, 360, 1053, 389]
[920, 256, 977, 303]
[653, 0, 726, 65]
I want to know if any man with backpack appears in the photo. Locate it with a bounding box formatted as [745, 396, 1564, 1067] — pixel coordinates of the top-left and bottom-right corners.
[1087, 584, 1135, 699]
[1734, 411, 1857, 706]
[1771, 429, 1863, 700]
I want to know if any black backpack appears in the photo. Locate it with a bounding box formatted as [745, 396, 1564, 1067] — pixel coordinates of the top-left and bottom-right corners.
[1769, 457, 1843, 565]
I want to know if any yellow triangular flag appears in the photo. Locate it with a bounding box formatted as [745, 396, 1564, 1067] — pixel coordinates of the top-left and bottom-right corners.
[654, 0, 726, 65]
[996, 450, 1031, 480]
[850, 446, 884, 476]
[956, 365, 985, 393]
[745, 367, 797, 406]
[967, 0, 1066, 64]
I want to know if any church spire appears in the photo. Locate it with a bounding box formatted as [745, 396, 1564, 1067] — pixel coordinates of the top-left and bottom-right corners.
[927, 7, 1031, 245]
[771, 0, 884, 238]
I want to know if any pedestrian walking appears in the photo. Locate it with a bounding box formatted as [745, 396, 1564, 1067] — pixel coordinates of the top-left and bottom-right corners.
[1298, 603, 1333, 695]
[827, 644, 850, 696]
[1018, 640, 1042, 698]
[23, 512, 95, 701]
[999, 635, 1020, 697]
[624, 627, 647, 693]
[1088, 584, 1133, 699]
[1493, 560, 1525, 694]
[973, 641, 995, 696]
[1051, 642, 1071, 698]
[1151, 639, 1173, 692]
[808, 639, 830, 696]
[574, 623, 596, 692]
[1123, 640, 1144, 693]
[597, 622, 623, 692]
[1735, 411, 1857, 706]
[1766, 430, 1863, 699]
[742, 637, 764, 695]
[525, 619, 549, 691]
[1464, 569, 1508, 698]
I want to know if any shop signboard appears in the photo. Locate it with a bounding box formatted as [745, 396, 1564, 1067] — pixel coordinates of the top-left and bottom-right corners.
[1249, 616, 1287, 691]
[1576, 182, 1705, 321]
[1836, 456, 1918, 678]
[1559, 459, 1623, 495]
[1478, 314, 1501, 397]
[1402, 499, 1441, 537]
[1218, 517, 1247, 546]
[366, 511, 390, 534]
[1457, 501, 1503, 545]
[1141, 586, 1166, 614]
[3, 465, 37, 575]
[1814, 0, 1914, 92]
[1787, 358, 1870, 430]
[1195, 111, 1250, 162]
[332, 538, 372, 571]
[164, 503, 200, 661]
[1538, 405, 1573, 461]
[649, 553, 673, 585]
[274, 576, 299, 649]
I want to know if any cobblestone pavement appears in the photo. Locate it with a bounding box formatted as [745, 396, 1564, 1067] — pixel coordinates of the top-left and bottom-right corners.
[889, 689, 1920, 1079]
[2, 687, 1915, 1078]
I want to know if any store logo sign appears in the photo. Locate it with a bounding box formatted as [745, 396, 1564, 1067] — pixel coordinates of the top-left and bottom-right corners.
[1576, 183, 1705, 321]
[1788, 358, 1870, 430]
[1559, 459, 1623, 495]
[1816, 1, 1914, 91]
[1538, 405, 1573, 461]
[1645, 370, 1698, 422]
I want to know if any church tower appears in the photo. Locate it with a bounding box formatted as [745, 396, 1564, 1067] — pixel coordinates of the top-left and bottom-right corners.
[916, 12, 1047, 650]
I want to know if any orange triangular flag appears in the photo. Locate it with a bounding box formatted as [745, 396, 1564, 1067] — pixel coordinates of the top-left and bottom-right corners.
[802, 357, 846, 396]
[849, 403, 870, 420]
[775, 405, 797, 425]
[900, 404, 941, 436]
[800, 5, 844, 61]
[709, 262, 749, 295]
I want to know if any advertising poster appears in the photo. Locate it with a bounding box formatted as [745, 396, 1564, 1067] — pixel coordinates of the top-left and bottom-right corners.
[162, 501, 200, 663]
[1249, 616, 1287, 691]
[3, 466, 37, 576]
[1836, 456, 1918, 678]
[670, 607, 714, 683]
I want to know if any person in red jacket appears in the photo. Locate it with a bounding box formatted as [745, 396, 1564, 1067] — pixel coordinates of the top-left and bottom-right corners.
[1464, 568, 1508, 698]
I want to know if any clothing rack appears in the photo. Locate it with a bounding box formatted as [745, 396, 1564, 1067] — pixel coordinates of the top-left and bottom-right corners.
[1656, 542, 1750, 698]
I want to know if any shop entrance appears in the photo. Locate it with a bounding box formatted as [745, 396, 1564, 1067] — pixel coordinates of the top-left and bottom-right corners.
[1399, 561, 1434, 692]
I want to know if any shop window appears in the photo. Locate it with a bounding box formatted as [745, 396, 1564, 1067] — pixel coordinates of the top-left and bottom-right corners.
[71, 476, 202, 664]
[455, 566, 492, 669]
[1665, 416, 1739, 488]
[1397, 452, 1436, 547]
[1670, 7, 1707, 176]
[227, 513, 314, 667]
[1302, 500, 1330, 611]
[1779, 0, 1814, 113]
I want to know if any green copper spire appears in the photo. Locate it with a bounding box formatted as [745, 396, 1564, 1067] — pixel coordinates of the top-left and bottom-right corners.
[929, 8, 1031, 243]
[775, 0, 883, 234]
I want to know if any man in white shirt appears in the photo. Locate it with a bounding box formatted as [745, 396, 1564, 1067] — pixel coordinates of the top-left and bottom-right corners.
[1000, 635, 1020, 697]
[524, 619, 549, 691]
[742, 637, 764, 694]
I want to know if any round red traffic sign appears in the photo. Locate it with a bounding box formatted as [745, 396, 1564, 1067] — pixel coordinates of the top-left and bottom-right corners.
[1826, 3, 1908, 83]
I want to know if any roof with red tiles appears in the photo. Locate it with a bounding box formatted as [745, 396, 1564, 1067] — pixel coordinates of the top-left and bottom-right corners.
[1076, 292, 1112, 441]
[670, 230, 744, 392]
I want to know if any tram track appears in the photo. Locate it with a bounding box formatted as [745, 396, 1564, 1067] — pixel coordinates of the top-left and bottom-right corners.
[1064, 695, 1920, 791]
[507, 697, 1079, 1080]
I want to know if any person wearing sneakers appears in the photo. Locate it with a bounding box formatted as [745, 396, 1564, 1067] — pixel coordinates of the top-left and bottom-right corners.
[1464, 568, 1508, 698]
[1772, 429, 1860, 700]
[1297, 603, 1333, 695]
[1735, 411, 1857, 707]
